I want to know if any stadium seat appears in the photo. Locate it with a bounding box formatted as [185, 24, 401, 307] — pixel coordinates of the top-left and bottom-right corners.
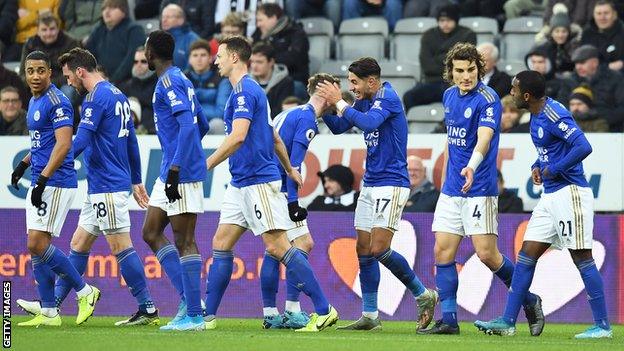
[497, 60, 525, 76]
[300, 17, 334, 75]
[501, 16, 543, 61]
[3, 61, 20, 74]
[136, 18, 160, 34]
[378, 61, 419, 102]
[408, 121, 440, 133]
[407, 103, 445, 122]
[337, 17, 388, 61]
[459, 17, 498, 45]
[319, 60, 351, 90]
[391, 17, 437, 64]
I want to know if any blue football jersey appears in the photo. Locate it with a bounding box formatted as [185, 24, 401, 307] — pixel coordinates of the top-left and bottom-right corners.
[530, 97, 589, 193]
[153, 66, 207, 183]
[223, 75, 280, 187]
[273, 104, 319, 197]
[26, 84, 77, 188]
[442, 82, 501, 197]
[349, 82, 410, 188]
[78, 81, 138, 194]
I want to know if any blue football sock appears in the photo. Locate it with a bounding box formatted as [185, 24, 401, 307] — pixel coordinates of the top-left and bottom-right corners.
[576, 258, 610, 330]
[282, 247, 329, 315]
[32, 256, 56, 308]
[494, 255, 537, 306]
[358, 255, 379, 313]
[116, 248, 153, 310]
[286, 249, 308, 303]
[375, 249, 425, 297]
[156, 244, 185, 300]
[54, 249, 89, 307]
[205, 250, 234, 316]
[503, 251, 537, 325]
[260, 251, 280, 308]
[40, 245, 86, 292]
[180, 254, 202, 317]
[436, 262, 458, 327]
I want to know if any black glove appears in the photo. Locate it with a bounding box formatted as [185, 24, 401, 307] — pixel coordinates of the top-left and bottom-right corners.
[164, 169, 182, 203]
[11, 161, 29, 190]
[288, 201, 308, 222]
[31, 175, 48, 208]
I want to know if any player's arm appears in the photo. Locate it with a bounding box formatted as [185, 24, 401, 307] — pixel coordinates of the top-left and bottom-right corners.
[127, 122, 149, 208]
[41, 126, 73, 179]
[322, 113, 353, 134]
[273, 130, 303, 188]
[11, 153, 31, 190]
[73, 102, 104, 158]
[460, 126, 494, 193]
[543, 118, 592, 178]
[196, 107, 210, 138]
[206, 118, 250, 170]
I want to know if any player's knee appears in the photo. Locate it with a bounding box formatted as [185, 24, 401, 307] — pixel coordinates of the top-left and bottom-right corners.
[475, 248, 498, 268]
[264, 243, 284, 260]
[26, 236, 46, 256]
[433, 243, 451, 262]
[294, 235, 314, 253]
[141, 226, 159, 245]
[369, 243, 390, 258]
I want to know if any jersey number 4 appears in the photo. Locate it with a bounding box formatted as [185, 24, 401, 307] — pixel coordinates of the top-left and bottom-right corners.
[115, 101, 131, 138]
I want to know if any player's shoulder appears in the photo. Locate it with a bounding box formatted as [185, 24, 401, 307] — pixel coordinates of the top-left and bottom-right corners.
[376, 82, 400, 103]
[542, 97, 572, 124]
[443, 85, 458, 101]
[86, 81, 122, 104]
[44, 84, 70, 107]
[159, 67, 186, 89]
[475, 83, 499, 105]
[236, 75, 262, 94]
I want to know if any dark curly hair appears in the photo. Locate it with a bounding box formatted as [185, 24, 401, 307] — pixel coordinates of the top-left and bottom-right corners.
[443, 42, 486, 85]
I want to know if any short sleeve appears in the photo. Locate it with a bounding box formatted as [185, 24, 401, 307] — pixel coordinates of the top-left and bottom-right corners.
[49, 99, 74, 130]
[293, 117, 317, 148]
[477, 99, 501, 130]
[231, 90, 255, 121]
[79, 101, 105, 132]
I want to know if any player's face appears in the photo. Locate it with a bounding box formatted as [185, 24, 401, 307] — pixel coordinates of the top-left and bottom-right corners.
[451, 59, 478, 93]
[25, 59, 52, 96]
[347, 72, 372, 100]
[62, 64, 87, 95]
[144, 41, 156, 71]
[510, 78, 529, 109]
[215, 44, 233, 77]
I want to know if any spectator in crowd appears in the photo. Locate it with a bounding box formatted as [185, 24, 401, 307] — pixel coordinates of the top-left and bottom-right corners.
[208, 12, 246, 60]
[543, 0, 597, 28]
[524, 44, 575, 105]
[568, 85, 610, 132]
[281, 96, 301, 111]
[161, 0, 217, 39]
[20, 13, 81, 90]
[403, 155, 439, 213]
[504, 0, 544, 19]
[85, 0, 145, 84]
[0, 0, 18, 56]
[500, 94, 529, 133]
[127, 96, 149, 134]
[497, 170, 524, 213]
[6, 0, 61, 61]
[185, 39, 231, 133]
[250, 42, 294, 118]
[0, 52, 30, 106]
[569, 44, 624, 131]
[118, 46, 157, 134]
[0, 86, 27, 135]
[251, 3, 309, 88]
[285, 0, 341, 30]
[342, 0, 402, 30]
[580, 0, 624, 72]
[161, 3, 199, 71]
[477, 42, 511, 100]
[535, 5, 580, 75]
[403, 4, 476, 111]
[307, 164, 359, 212]
[63, 0, 103, 42]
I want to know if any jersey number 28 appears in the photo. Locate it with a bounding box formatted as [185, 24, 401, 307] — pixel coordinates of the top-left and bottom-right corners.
[115, 101, 131, 138]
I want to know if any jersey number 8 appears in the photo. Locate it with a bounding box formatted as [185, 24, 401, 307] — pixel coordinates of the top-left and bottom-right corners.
[115, 101, 131, 138]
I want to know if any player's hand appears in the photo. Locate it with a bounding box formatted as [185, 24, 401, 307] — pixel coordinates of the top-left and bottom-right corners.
[206, 156, 215, 171]
[531, 167, 542, 185]
[11, 161, 29, 190]
[460, 167, 474, 194]
[287, 167, 303, 189]
[132, 183, 150, 208]
[31, 175, 48, 208]
[164, 169, 182, 203]
[542, 166, 557, 180]
[288, 201, 308, 222]
[316, 81, 343, 105]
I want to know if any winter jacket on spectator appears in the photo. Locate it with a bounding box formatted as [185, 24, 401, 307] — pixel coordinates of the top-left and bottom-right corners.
[580, 19, 624, 65]
[20, 31, 81, 88]
[15, 0, 61, 44]
[536, 34, 579, 75]
[251, 16, 310, 84]
[135, 0, 160, 19]
[161, 0, 217, 39]
[257, 63, 294, 118]
[86, 17, 146, 83]
[307, 191, 360, 211]
[419, 25, 476, 83]
[525, 45, 576, 105]
[63, 0, 103, 40]
[185, 65, 231, 121]
[118, 72, 158, 134]
[167, 24, 199, 71]
[403, 180, 440, 212]
[570, 65, 624, 131]
[0, 0, 18, 52]
[486, 67, 512, 101]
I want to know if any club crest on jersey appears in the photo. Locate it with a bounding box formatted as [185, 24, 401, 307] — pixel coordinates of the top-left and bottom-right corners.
[464, 107, 472, 118]
[306, 129, 315, 141]
[538, 127, 544, 138]
[33, 110, 40, 121]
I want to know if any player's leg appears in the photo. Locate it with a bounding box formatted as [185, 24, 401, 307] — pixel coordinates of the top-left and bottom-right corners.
[338, 187, 381, 330]
[283, 231, 314, 327]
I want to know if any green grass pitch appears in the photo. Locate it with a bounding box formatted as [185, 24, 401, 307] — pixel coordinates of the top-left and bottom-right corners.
[9, 316, 622, 351]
